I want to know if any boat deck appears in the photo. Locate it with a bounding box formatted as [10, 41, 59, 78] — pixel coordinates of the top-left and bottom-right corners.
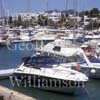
[0, 69, 15, 79]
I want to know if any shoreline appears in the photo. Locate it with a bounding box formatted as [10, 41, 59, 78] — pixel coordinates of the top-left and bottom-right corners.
[0, 85, 36, 100]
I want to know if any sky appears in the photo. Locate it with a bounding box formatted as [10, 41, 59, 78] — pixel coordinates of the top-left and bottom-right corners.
[1, 0, 100, 16]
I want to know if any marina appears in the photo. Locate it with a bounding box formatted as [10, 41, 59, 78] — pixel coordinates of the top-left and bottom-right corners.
[0, 43, 100, 100]
[0, 0, 100, 100]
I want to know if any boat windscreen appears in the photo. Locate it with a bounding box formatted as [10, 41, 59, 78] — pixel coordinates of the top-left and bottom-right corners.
[23, 54, 86, 68]
[23, 55, 60, 68]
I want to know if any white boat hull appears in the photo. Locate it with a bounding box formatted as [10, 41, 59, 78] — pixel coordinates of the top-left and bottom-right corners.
[12, 72, 86, 94]
[75, 63, 100, 79]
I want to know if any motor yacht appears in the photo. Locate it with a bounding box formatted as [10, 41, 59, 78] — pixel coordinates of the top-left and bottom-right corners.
[36, 39, 100, 79]
[13, 53, 88, 93]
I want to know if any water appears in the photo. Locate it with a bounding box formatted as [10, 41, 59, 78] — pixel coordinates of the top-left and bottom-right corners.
[0, 43, 100, 100]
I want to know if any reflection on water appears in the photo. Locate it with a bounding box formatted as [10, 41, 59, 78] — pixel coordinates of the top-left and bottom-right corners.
[0, 79, 100, 100]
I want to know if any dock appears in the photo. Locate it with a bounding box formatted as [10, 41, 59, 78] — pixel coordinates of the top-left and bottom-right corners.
[0, 94, 3, 100]
[0, 69, 15, 79]
[0, 86, 36, 100]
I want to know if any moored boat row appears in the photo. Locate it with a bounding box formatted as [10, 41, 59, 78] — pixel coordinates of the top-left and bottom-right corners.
[0, 27, 100, 94]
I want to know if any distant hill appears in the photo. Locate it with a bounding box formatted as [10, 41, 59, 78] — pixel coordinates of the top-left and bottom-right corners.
[45, 9, 76, 14]
[45, 9, 60, 13]
[61, 9, 75, 14]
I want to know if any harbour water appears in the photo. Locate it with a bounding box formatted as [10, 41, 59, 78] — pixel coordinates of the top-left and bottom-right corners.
[0, 43, 100, 100]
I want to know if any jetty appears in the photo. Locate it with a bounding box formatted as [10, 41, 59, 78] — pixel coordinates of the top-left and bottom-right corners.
[0, 86, 36, 100]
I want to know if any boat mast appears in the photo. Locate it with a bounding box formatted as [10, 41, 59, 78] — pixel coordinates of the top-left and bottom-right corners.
[27, 0, 31, 27]
[73, 0, 78, 44]
[46, 0, 49, 11]
[0, 0, 5, 27]
[0, 0, 3, 17]
[7, 9, 10, 34]
[65, 0, 68, 11]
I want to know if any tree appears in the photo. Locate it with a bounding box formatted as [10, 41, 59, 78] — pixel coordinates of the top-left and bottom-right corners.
[4, 17, 7, 25]
[65, 19, 75, 28]
[17, 15, 22, 26]
[13, 19, 17, 27]
[57, 13, 67, 27]
[8, 16, 13, 25]
[85, 20, 100, 30]
[84, 11, 89, 16]
[90, 8, 99, 17]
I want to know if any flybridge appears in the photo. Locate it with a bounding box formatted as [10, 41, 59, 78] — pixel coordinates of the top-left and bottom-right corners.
[36, 47, 84, 57]
[35, 39, 95, 73]
[35, 39, 84, 57]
